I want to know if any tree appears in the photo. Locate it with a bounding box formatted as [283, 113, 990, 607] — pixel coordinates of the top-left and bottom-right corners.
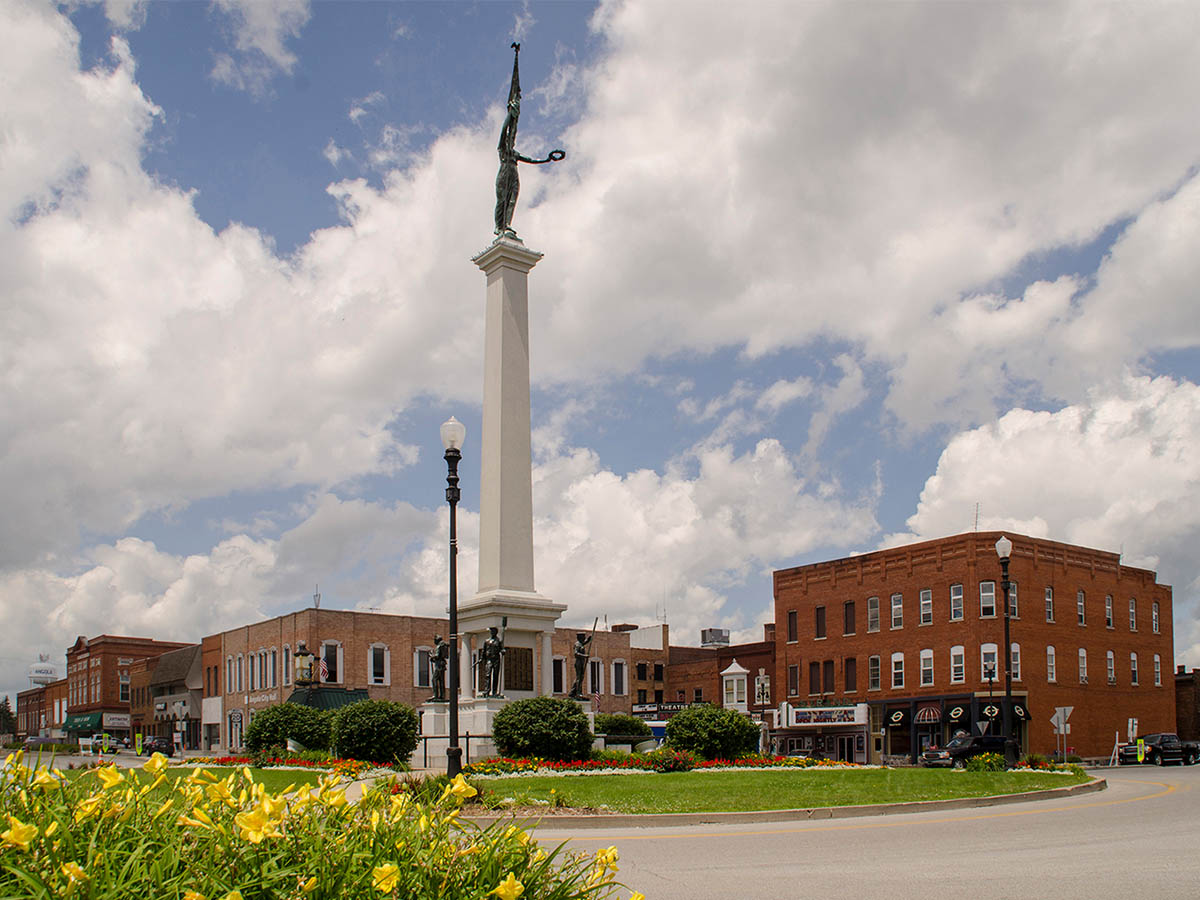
[664, 705, 759, 760]
[0, 696, 14, 735]
[243, 702, 332, 752]
[331, 700, 419, 765]
[492, 697, 594, 761]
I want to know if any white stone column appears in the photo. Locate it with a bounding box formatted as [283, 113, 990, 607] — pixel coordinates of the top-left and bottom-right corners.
[460, 633, 475, 700]
[472, 237, 542, 595]
[541, 631, 554, 695]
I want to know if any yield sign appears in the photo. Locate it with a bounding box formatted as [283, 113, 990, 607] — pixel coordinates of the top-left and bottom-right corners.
[1050, 706, 1073, 735]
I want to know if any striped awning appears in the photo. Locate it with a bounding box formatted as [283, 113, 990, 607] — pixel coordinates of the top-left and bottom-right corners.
[915, 705, 941, 724]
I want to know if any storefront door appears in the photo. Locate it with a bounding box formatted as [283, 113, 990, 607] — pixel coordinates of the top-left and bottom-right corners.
[836, 735, 855, 762]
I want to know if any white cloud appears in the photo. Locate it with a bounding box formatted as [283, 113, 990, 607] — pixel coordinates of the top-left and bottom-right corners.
[512, 2, 536, 43]
[894, 375, 1200, 664]
[210, 0, 310, 96]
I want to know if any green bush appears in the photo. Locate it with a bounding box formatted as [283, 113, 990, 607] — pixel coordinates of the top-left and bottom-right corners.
[492, 697, 593, 761]
[966, 751, 1007, 772]
[331, 699, 419, 765]
[664, 706, 759, 760]
[593, 713, 652, 737]
[645, 747, 697, 772]
[243, 702, 333, 752]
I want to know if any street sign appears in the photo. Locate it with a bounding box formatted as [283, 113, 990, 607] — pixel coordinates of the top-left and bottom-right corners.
[1127, 718, 1138, 741]
[1051, 706, 1073, 735]
[1137, 738, 1146, 763]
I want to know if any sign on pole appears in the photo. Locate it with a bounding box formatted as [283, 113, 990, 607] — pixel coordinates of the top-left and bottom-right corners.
[1051, 706, 1073, 735]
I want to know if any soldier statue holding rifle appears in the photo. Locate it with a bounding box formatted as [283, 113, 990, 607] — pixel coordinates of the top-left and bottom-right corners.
[568, 618, 598, 700]
[479, 619, 507, 697]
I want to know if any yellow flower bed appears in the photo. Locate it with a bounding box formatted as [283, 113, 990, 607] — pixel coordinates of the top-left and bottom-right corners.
[0, 751, 639, 899]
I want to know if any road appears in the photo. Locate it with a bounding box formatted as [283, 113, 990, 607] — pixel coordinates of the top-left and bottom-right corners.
[535, 767, 1200, 900]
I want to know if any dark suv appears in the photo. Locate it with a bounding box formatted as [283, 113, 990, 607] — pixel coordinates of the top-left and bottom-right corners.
[921, 734, 1009, 769]
[140, 736, 175, 758]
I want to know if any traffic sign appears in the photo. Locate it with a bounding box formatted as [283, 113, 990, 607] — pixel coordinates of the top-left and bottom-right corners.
[1051, 706, 1073, 735]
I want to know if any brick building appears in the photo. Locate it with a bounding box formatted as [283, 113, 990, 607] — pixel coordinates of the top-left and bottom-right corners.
[666, 626, 775, 719]
[773, 532, 1174, 762]
[1176, 666, 1200, 742]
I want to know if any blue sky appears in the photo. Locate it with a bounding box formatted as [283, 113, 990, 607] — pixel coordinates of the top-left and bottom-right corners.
[4, 0, 1200, 701]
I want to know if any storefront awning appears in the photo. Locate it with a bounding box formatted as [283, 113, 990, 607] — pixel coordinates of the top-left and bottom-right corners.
[914, 705, 941, 724]
[62, 712, 103, 732]
[1011, 700, 1030, 721]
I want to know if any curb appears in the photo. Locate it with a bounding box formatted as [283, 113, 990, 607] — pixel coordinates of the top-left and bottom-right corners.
[466, 776, 1107, 830]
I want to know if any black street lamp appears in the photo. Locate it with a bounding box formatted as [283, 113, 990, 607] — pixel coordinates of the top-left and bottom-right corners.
[441, 416, 466, 777]
[995, 535, 1016, 764]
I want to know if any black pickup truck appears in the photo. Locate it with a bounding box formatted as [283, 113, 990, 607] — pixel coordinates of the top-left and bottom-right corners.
[1117, 732, 1200, 766]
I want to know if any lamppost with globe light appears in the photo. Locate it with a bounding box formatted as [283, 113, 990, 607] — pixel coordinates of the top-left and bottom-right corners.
[441, 416, 466, 777]
[995, 534, 1016, 764]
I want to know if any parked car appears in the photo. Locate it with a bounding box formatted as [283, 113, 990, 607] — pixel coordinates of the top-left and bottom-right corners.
[89, 733, 128, 751]
[140, 736, 175, 758]
[22, 736, 59, 751]
[921, 734, 1009, 769]
[1117, 733, 1198, 766]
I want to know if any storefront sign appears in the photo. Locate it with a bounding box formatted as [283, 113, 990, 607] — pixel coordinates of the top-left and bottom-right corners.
[886, 708, 907, 728]
[102, 713, 130, 729]
[946, 704, 968, 722]
[790, 706, 865, 726]
[248, 692, 278, 704]
[981, 703, 1001, 719]
[1011, 701, 1029, 720]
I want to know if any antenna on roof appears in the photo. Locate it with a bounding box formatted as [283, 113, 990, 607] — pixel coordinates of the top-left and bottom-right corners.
[974, 502, 980, 532]
[313, 584, 321, 609]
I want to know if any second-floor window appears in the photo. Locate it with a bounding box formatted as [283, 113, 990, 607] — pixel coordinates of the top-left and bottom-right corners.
[891, 593, 903, 629]
[950, 646, 965, 683]
[867, 597, 880, 632]
[1129, 598, 1137, 631]
[920, 649, 934, 686]
[1046, 646, 1056, 682]
[868, 655, 881, 691]
[815, 606, 826, 639]
[1045, 587, 1054, 622]
[950, 584, 964, 621]
[980, 582, 996, 617]
[920, 589, 932, 625]
[891, 652, 905, 689]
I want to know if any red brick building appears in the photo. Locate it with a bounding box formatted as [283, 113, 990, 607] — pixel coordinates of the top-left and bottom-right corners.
[773, 532, 1174, 762]
[667, 626, 775, 718]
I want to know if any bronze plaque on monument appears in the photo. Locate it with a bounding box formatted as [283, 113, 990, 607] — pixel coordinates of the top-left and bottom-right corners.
[506, 646, 533, 692]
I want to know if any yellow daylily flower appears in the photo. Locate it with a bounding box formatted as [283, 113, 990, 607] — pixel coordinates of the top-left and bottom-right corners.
[234, 806, 283, 844]
[176, 813, 214, 831]
[417, 813, 428, 833]
[61, 861, 87, 883]
[73, 796, 103, 824]
[95, 765, 124, 790]
[320, 788, 347, 808]
[1, 815, 38, 851]
[182, 891, 208, 900]
[191, 807, 216, 828]
[220, 892, 244, 900]
[206, 780, 236, 807]
[369, 810, 381, 832]
[372, 863, 400, 893]
[143, 752, 169, 776]
[152, 798, 175, 820]
[441, 773, 477, 803]
[488, 872, 524, 900]
[300, 876, 317, 894]
[261, 793, 287, 817]
[630, 893, 647, 900]
[32, 769, 62, 790]
[44, 821, 59, 838]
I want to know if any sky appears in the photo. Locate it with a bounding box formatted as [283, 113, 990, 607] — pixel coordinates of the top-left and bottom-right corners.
[4, 0, 1200, 702]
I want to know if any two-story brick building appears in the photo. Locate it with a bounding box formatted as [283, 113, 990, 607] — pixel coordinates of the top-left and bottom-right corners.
[773, 532, 1174, 762]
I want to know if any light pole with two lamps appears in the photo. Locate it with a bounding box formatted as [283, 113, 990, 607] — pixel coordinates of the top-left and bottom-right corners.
[440, 416, 467, 777]
[995, 534, 1016, 765]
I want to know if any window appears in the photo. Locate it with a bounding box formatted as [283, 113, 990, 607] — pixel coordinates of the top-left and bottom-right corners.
[694, 687, 703, 702]
[1047, 646, 1057, 683]
[654, 689, 663, 703]
[809, 662, 821, 695]
[920, 589, 932, 625]
[119, 671, 130, 702]
[844, 657, 857, 693]
[920, 649, 934, 686]
[236, 654, 244, 692]
[226, 657, 233, 693]
[823, 659, 835, 693]
[981, 644, 998, 683]
[270, 649, 278, 688]
[1129, 598, 1137, 631]
[1105, 595, 1113, 628]
[552, 658, 564, 694]
[867, 596, 880, 632]
[636, 688, 647, 704]
[588, 659, 602, 694]
[1077, 591, 1086, 625]
[950, 646, 965, 683]
[612, 661, 626, 696]
[1010, 643, 1021, 681]
[787, 664, 800, 696]
[1078, 648, 1088, 683]
[1152, 601, 1160, 634]
[815, 606, 827, 639]
[248, 654, 256, 691]
[868, 656, 881, 691]
[891, 652, 905, 689]
[636, 662, 647, 680]
[259, 652, 267, 690]
[787, 609, 798, 642]
[321, 641, 341, 683]
[891, 593, 903, 629]
[371, 644, 390, 686]
[283, 645, 291, 686]
[950, 584, 964, 621]
[1007, 582, 1018, 618]
[1045, 587, 1054, 622]
[1130, 653, 1139, 686]
[1154, 654, 1162, 686]
[1106, 650, 1116, 684]
[844, 600, 856, 635]
[980, 581, 996, 617]
[653, 663, 664, 681]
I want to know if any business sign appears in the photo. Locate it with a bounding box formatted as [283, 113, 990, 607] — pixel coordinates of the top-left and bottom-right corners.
[102, 713, 130, 729]
[790, 706, 866, 727]
[248, 692, 278, 704]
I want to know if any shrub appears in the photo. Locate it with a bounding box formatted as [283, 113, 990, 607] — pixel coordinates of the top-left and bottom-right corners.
[1021, 753, 1048, 769]
[331, 699, 419, 765]
[243, 702, 332, 753]
[593, 713, 652, 737]
[664, 706, 759, 760]
[492, 696, 593, 761]
[966, 751, 1007, 772]
[645, 747, 697, 772]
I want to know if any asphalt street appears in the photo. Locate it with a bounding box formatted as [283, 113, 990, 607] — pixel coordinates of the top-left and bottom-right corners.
[535, 767, 1200, 900]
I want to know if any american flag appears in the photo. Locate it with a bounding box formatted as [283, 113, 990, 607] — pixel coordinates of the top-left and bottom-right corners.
[591, 691, 601, 710]
[319, 658, 329, 682]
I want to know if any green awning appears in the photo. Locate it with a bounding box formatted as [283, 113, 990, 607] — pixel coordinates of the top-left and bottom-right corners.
[63, 712, 103, 732]
[285, 687, 369, 711]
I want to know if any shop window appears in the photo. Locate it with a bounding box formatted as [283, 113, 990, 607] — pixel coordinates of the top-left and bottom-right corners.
[1046, 646, 1056, 683]
[891, 593, 903, 629]
[950, 584, 963, 621]
[980, 582, 996, 618]
[868, 656, 881, 691]
[920, 589, 932, 625]
[843, 600, 856, 635]
[867, 596, 880, 632]
[1045, 587, 1054, 623]
[787, 609, 798, 642]
[815, 606, 826, 639]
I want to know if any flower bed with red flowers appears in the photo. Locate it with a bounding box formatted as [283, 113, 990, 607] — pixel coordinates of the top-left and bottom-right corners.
[186, 755, 385, 779]
[464, 752, 865, 777]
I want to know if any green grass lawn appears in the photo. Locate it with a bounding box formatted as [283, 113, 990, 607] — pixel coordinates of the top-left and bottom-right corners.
[61, 766, 325, 795]
[479, 769, 1091, 814]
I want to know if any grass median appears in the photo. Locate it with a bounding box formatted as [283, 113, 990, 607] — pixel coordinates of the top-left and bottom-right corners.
[478, 768, 1092, 814]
